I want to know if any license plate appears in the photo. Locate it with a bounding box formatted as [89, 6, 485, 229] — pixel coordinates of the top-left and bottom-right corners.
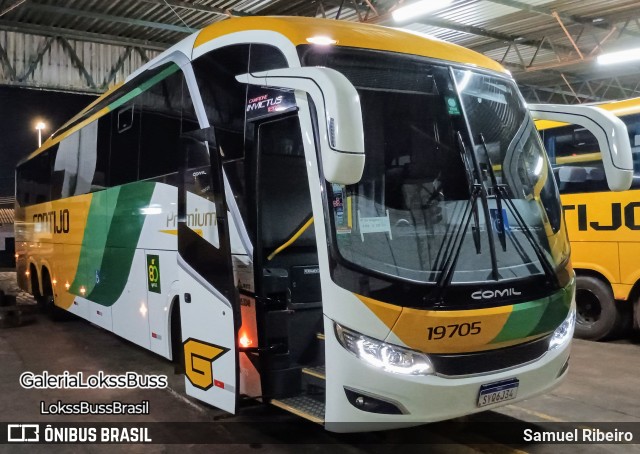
[477, 378, 519, 407]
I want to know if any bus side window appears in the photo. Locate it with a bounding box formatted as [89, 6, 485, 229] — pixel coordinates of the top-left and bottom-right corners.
[51, 119, 103, 199]
[546, 124, 608, 194]
[109, 101, 140, 186]
[17, 149, 53, 206]
[91, 115, 110, 191]
[139, 70, 196, 182]
[193, 44, 251, 232]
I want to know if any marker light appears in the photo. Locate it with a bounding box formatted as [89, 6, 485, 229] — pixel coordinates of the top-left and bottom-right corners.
[80, 286, 86, 295]
[239, 332, 253, 348]
[140, 205, 162, 215]
[549, 307, 576, 350]
[334, 323, 434, 375]
[597, 47, 640, 65]
[392, 0, 454, 23]
[65, 281, 70, 290]
[139, 303, 148, 317]
[306, 36, 337, 46]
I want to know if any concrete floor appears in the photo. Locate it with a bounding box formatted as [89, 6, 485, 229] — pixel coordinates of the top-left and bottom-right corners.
[0, 272, 639, 453]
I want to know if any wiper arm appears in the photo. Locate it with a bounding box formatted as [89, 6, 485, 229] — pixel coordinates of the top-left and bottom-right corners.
[457, 131, 482, 254]
[478, 133, 507, 252]
[496, 185, 560, 286]
[459, 132, 500, 281]
[478, 134, 556, 282]
[429, 184, 482, 305]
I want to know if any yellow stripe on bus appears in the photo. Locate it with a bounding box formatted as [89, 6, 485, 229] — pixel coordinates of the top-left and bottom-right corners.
[555, 152, 602, 164]
[195, 17, 508, 74]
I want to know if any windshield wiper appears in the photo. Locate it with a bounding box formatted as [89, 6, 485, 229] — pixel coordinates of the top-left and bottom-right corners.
[477, 134, 558, 286]
[497, 187, 560, 286]
[478, 133, 507, 252]
[460, 132, 501, 281]
[429, 184, 482, 305]
[457, 132, 482, 254]
[431, 132, 482, 275]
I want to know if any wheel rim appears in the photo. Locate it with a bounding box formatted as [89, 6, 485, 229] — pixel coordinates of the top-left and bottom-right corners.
[575, 288, 601, 327]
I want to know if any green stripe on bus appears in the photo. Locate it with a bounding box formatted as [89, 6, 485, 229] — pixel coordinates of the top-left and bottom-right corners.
[108, 64, 180, 112]
[69, 188, 121, 296]
[490, 284, 573, 344]
[529, 285, 572, 335]
[87, 182, 156, 306]
[490, 298, 549, 344]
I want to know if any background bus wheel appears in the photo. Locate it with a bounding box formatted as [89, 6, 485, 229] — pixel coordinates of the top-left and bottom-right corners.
[574, 275, 622, 341]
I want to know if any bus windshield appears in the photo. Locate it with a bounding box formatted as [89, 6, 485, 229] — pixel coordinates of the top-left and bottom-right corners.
[300, 47, 569, 287]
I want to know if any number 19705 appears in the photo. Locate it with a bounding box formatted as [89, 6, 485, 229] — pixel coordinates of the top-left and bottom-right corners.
[427, 322, 482, 340]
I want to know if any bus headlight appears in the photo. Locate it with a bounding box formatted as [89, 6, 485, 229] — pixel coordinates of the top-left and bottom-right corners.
[334, 323, 434, 375]
[549, 307, 575, 351]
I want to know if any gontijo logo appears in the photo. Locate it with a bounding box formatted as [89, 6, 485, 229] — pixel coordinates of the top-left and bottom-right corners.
[183, 338, 228, 390]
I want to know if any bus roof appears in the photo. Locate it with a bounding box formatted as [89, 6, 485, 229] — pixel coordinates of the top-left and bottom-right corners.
[27, 16, 509, 163]
[195, 16, 508, 75]
[536, 96, 640, 131]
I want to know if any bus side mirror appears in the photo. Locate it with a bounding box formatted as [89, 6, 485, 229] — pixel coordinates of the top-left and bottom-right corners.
[237, 67, 365, 185]
[529, 104, 633, 191]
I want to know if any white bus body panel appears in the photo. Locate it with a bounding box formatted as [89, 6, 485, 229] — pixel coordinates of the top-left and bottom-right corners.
[323, 314, 571, 431]
[178, 258, 237, 412]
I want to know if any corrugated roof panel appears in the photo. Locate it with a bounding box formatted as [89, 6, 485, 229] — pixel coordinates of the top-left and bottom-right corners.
[437, 0, 556, 26]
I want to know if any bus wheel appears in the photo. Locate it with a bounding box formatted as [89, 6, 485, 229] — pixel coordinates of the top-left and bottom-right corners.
[41, 276, 69, 322]
[574, 275, 620, 341]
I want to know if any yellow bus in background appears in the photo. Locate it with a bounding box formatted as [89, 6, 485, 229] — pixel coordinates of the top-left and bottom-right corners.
[538, 98, 640, 340]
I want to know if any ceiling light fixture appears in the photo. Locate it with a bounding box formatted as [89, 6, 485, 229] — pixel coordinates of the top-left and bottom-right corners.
[597, 47, 640, 65]
[392, 0, 454, 23]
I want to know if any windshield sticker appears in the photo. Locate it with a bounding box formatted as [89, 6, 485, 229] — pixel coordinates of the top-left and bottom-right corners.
[358, 210, 392, 241]
[332, 184, 352, 234]
[490, 208, 510, 234]
[445, 96, 461, 115]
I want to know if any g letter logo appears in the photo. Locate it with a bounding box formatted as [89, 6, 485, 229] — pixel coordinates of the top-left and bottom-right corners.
[183, 338, 228, 390]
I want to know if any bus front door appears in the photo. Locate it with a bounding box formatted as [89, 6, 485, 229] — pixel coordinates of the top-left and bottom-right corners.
[177, 131, 239, 414]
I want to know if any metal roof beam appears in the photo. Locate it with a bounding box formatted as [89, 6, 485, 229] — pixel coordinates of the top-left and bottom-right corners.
[483, 0, 640, 38]
[25, 3, 197, 34]
[519, 84, 601, 103]
[56, 37, 96, 88]
[369, 13, 576, 56]
[0, 0, 26, 18]
[138, 0, 231, 17]
[0, 39, 16, 80]
[0, 19, 169, 51]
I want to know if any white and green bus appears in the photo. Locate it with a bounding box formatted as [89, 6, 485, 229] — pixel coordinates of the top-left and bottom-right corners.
[15, 16, 632, 431]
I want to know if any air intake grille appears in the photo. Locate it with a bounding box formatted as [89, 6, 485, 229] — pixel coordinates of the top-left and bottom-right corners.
[430, 335, 551, 377]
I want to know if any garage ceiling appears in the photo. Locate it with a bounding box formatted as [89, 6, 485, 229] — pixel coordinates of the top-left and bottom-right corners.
[1, 0, 640, 103]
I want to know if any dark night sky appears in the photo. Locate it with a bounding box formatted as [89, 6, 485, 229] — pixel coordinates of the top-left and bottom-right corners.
[0, 86, 97, 197]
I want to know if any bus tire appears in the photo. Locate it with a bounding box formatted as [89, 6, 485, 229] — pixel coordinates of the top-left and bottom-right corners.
[41, 272, 69, 322]
[574, 275, 620, 341]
